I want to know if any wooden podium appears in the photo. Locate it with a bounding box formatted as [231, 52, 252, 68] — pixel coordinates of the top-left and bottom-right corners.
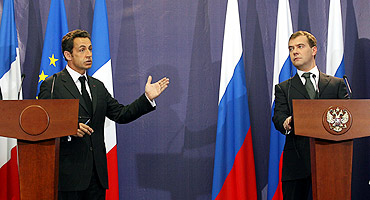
[293, 99, 370, 200]
[0, 99, 79, 200]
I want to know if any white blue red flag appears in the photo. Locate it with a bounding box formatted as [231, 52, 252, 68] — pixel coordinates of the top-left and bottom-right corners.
[326, 0, 344, 78]
[0, 0, 21, 199]
[211, 0, 257, 199]
[267, 0, 294, 199]
[89, 0, 119, 199]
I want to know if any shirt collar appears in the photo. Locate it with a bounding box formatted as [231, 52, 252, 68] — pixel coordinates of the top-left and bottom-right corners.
[66, 65, 88, 83]
[297, 66, 319, 80]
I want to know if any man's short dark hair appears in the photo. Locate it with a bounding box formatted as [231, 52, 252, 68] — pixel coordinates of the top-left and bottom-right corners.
[62, 29, 91, 61]
[289, 31, 317, 48]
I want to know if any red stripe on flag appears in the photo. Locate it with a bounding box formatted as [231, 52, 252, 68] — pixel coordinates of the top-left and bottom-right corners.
[0, 147, 20, 200]
[272, 153, 284, 200]
[215, 129, 257, 200]
[106, 145, 119, 200]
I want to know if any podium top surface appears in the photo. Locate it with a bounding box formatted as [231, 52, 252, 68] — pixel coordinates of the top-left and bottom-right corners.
[292, 99, 370, 141]
[0, 99, 79, 141]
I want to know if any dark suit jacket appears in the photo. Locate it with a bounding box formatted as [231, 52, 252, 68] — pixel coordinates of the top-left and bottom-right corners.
[39, 68, 155, 191]
[272, 71, 348, 181]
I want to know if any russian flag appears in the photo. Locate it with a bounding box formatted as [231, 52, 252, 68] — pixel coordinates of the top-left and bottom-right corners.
[211, 0, 257, 199]
[89, 0, 119, 199]
[267, 0, 294, 199]
[0, 0, 21, 199]
[326, 0, 344, 78]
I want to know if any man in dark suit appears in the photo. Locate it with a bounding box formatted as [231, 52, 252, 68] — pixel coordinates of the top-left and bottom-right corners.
[272, 31, 348, 200]
[39, 29, 169, 200]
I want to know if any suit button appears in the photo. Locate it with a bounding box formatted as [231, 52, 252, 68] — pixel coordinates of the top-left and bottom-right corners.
[90, 147, 93, 151]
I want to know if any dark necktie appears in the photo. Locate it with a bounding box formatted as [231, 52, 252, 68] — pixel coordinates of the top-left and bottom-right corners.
[302, 72, 316, 99]
[79, 76, 93, 116]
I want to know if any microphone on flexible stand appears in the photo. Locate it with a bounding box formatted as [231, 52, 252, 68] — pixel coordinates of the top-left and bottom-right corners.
[50, 74, 57, 99]
[285, 76, 293, 135]
[343, 75, 353, 99]
[17, 74, 26, 100]
[50, 73, 69, 141]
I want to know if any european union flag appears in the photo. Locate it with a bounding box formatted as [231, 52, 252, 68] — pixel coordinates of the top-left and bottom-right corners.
[36, 0, 68, 96]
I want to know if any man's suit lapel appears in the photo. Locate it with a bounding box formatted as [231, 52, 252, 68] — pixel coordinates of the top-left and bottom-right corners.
[318, 71, 331, 97]
[290, 74, 310, 99]
[60, 68, 91, 115]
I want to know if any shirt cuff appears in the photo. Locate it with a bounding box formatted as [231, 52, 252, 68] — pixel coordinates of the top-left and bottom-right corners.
[145, 93, 156, 107]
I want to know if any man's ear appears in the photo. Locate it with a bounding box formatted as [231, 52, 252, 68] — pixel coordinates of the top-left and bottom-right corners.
[312, 46, 317, 57]
[64, 51, 72, 61]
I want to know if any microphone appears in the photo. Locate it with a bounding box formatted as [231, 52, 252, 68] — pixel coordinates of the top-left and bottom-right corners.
[17, 74, 26, 100]
[343, 75, 353, 99]
[51, 74, 57, 99]
[285, 78, 292, 135]
[287, 78, 292, 113]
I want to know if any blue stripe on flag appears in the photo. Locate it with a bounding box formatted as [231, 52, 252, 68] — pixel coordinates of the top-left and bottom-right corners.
[334, 57, 345, 78]
[212, 55, 250, 199]
[267, 102, 285, 200]
[279, 56, 296, 82]
[0, 0, 18, 79]
[89, 0, 110, 76]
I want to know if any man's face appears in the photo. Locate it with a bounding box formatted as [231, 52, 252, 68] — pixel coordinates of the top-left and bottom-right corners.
[288, 35, 317, 71]
[65, 37, 92, 74]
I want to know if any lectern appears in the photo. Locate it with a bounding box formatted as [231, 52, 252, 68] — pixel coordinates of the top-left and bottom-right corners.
[293, 99, 370, 200]
[0, 99, 79, 200]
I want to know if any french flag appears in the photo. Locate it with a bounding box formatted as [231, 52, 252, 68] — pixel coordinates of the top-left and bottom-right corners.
[89, 0, 119, 199]
[326, 0, 344, 78]
[0, 0, 21, 199]
[267, 0, 294, 199]
[211, 0, 257, 199]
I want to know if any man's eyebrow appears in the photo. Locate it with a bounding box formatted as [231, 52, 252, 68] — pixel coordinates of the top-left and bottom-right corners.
[289, 43, 305, 47]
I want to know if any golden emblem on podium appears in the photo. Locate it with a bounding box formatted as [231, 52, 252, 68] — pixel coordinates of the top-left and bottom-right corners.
[323, 106, 353, 135]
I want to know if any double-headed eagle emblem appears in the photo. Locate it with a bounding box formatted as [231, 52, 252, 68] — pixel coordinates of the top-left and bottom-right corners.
[326, 107, 349, 132]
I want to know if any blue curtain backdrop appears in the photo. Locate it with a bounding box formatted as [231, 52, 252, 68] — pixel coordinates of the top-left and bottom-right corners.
[5, 0, 370, 199]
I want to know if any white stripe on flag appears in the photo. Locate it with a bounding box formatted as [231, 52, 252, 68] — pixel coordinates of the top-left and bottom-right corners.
[272, 0, 293, 104]
[326, 0, 344, 77]
[0, 137, 17, 168]
[218, 0, 243, 104]
[91, 60, 117, 152]
[0, 48, 22, 100]
[0, 47, 21, 168]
